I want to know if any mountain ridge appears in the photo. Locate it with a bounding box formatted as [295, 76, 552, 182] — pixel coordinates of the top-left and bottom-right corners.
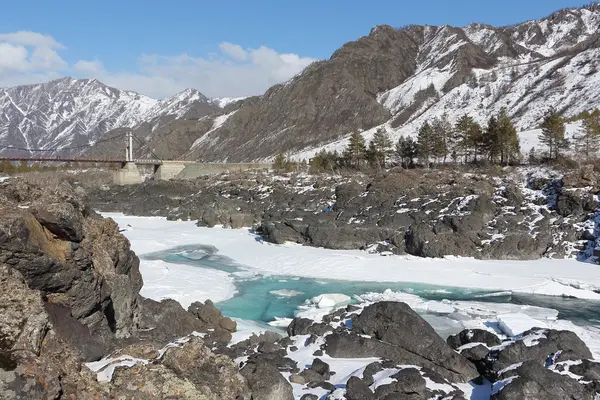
[1, 4, 599, 161]
[0, 77, 221, 156]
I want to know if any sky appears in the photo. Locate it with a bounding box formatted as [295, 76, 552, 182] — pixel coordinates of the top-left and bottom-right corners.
[0, 0, 592, 99]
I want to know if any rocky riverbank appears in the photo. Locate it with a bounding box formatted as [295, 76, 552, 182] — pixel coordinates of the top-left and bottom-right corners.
[2, 177, 600, 399]
[91, 165, 600, 261]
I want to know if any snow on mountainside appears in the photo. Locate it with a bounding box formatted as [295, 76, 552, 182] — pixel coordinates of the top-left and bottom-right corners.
[285, 5, 600, 161]
[177, 4, 600, 162]
[0, 77, 217, 156]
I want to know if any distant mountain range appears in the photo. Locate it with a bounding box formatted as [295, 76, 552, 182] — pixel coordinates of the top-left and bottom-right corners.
[1, 4, 599, 162]
[0, 77, 227, 156]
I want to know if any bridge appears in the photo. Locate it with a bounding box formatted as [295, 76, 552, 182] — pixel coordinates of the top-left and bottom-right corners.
[0, 132, 271, 185]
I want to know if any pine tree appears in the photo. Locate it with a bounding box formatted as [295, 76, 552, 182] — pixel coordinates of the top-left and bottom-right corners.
[368, 128, 393, 168]
[417, 122, 435, 167]
[273, 153, 287, 171]
[574, 113, 600, 163]
[539, 110, 568, 160]
[454, 115, 483, 163]
[395, 136, 418, 167]
[496, 108, 520, 165]
[430, 114, 453, 163]
[344, 131, 367, 169]
[483, 115, 500, 162]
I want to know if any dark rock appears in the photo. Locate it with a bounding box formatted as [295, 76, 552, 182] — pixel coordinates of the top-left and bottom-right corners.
[460, 344, 490, 362]
[348, 302, 478, 381]
[346, 376, 375, 400]
[299, 368, 325, 384]
[362, 362, 383, 386]
[334, 182, 365, 211]
[311, 358, 330, 378]
[492, 360, 595, 400]
[300, 394, 318, 400]
[447, 329, 501, 349]
[568, 359, 600, 381]
[482, 328, 593, 378]
[240, 359, 294, 400]
[140, 298, 206, 342]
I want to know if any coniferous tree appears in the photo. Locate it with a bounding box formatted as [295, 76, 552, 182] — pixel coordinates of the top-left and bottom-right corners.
[454, 115, 483, 163]
[483, 115, 500, 162]
[430, 114, 453, 163]
[417, 122, 435, 167]
[496, 108, 520, 165]
[539, 110, 568, 160]
[395, 136, 418, 167]
[273, 153, 287, 171]
[344, 131, 367, 168]
[574, 113, 600, 163]
[368, 128, 393, 168]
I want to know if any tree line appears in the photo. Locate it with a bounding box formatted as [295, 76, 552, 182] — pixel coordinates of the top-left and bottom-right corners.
[273, 107, 600, 173]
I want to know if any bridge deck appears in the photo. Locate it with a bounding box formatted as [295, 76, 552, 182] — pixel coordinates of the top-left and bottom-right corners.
[0, 156, 162, 165]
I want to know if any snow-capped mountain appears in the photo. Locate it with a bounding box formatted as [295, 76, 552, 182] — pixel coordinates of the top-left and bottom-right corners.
[0, 77, 218, 156]
[176, 4, 600, 162]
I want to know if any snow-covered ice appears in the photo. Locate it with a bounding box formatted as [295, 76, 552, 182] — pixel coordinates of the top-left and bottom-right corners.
[105, 213, 600, 301]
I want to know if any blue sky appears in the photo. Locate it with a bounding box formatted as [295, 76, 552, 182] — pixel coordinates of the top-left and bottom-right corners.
[0, 0, 590, 98]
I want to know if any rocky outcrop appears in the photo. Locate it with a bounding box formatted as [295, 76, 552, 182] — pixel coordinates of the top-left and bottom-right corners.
[0, 178, 252, 399]
[0, 180, 143, 344]
[272, 300, 600, 399]
[325, 302, 479, 382]
[90, 166, 599, 261]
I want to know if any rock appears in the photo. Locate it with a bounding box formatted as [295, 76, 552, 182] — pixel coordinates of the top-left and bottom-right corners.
[361, 362, 383, 386]
[162, 337, 249, 399]
[289, 374, 305, 384]
[311, 358, 330, 379]
[32, 202, 84, 242]
[374, 368, 428, 399]
[346, 376, 375, 400]
[348, 302, 478, 382]
[447, 329, 501, 349]
[334, 182, 364, 211]
[0, 266, 48, 357]
[240, 359, 294, 400]
[492, 360, 595, 400]
[482, 328, 593, 378]
[299, 395, 318, 400]
[312, 349, 323, 357]
[140, 298, 206, 342]
[460, 344, 490, 362]
[568, 359, 600, 381]
[188, 300, 222, 325]
[299, 368, 325, 384]
[219, 317, 237, 332]
[287, 318, 332, 337]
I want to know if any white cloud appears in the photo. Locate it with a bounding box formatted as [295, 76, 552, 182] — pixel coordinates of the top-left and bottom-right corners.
[0, 30, 316, 99]
[0, 31, 68, 86]
[219, 42, 248, 61]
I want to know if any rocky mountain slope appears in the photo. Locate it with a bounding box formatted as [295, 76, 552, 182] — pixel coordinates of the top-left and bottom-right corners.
[170, 4, 599, 162]
[0, 77, 219, 157]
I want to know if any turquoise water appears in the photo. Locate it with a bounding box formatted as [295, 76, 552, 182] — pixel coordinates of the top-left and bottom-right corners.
[141, 245, 600, 327]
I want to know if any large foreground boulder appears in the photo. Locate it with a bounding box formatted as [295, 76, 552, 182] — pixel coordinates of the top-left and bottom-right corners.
[325, 301, 479, 382]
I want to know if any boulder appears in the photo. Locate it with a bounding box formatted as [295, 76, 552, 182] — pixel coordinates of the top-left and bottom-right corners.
[345, 376, 375, 400]
[447, 329, 501, 349]
[348, 302, 478, 381]
[492, 361, 595, 400]
[162, 337, 250, 399]
[240, 359, 294, 400]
